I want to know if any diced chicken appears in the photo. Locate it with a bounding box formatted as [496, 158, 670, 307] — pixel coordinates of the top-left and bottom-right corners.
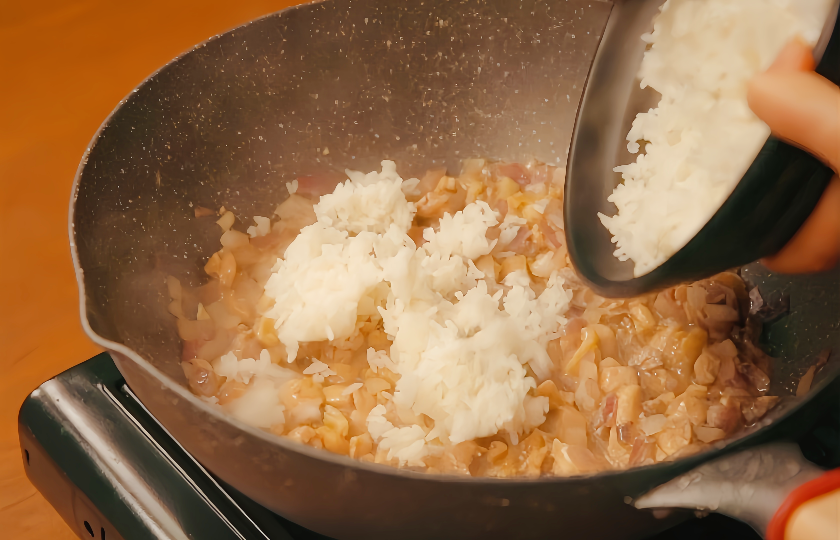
[575, 361, 601, 412]
[643, 392, 676, 416]
[681, 328, 708, 364]
[629, 436, 658, 466]
[600, 366, 640, 394]
[656, 423, 692, 456]
[566, 328, 600, 375]
[608, 427, 631, 467]
[737, 362, 771, 394]
[594, 393, 618, 429]
[653, 288, 689, 327]
[549, 406, 588, 446]
[706, 401, 742, 433]
[551, 440, 602, 475]
[741, 396, 780, 424]
[694, 351, 720, 385]
[349, 433, 374, 459]
[639, 414, 668, 436]
[694, 426, 726, 443]
[616, 385, 643, 426]
[182, 358, 222, 397]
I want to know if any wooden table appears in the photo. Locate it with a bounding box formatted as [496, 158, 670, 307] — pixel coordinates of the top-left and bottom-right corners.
[0, 2, 296, 537]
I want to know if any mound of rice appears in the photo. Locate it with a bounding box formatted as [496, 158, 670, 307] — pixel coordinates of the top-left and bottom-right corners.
[262, 161, 571, 460]
[600, 0, 834, 277]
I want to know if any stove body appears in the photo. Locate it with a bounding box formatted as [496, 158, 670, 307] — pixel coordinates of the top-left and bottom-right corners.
[19, 353, 840, 540]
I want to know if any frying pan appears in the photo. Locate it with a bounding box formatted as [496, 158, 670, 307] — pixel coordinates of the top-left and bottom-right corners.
[70, 0, 840, 538]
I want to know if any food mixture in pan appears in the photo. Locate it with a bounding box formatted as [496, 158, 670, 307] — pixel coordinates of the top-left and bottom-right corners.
[170, 159, 779, 477]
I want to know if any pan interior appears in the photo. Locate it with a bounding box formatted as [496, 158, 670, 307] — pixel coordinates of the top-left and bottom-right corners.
[73, 0, 612, 382]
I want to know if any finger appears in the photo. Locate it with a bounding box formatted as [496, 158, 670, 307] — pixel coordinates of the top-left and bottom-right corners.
[748, 70, 840, 173]
[762, 176, 840, 274]
[767, 37, 816, 72]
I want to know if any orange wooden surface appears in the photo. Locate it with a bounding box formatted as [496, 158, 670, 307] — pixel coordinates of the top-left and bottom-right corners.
[0, 2, 296, 537]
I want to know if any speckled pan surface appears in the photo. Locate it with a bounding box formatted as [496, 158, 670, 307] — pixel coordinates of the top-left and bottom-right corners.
[70, 1, 840, 538]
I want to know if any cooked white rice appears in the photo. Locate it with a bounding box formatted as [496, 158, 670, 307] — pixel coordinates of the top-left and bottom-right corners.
[261, 161, 571, 458]
[600, 0, 834, 277]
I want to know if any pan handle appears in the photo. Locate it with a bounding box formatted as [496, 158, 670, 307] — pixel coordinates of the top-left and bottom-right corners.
[766, 468, 840, 540]
[634, 443, 835, 537]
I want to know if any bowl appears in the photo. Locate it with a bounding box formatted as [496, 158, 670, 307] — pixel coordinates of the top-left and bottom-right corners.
[565, 0, 840, 298]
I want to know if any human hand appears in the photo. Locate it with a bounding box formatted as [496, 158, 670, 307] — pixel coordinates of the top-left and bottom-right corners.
[748, 38, 840, 274]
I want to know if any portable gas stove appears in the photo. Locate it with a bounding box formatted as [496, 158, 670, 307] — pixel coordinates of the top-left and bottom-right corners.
[18, 353, 840, 540]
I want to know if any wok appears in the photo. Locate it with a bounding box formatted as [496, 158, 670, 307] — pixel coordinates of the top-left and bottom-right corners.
[70, 0, 840, 538]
